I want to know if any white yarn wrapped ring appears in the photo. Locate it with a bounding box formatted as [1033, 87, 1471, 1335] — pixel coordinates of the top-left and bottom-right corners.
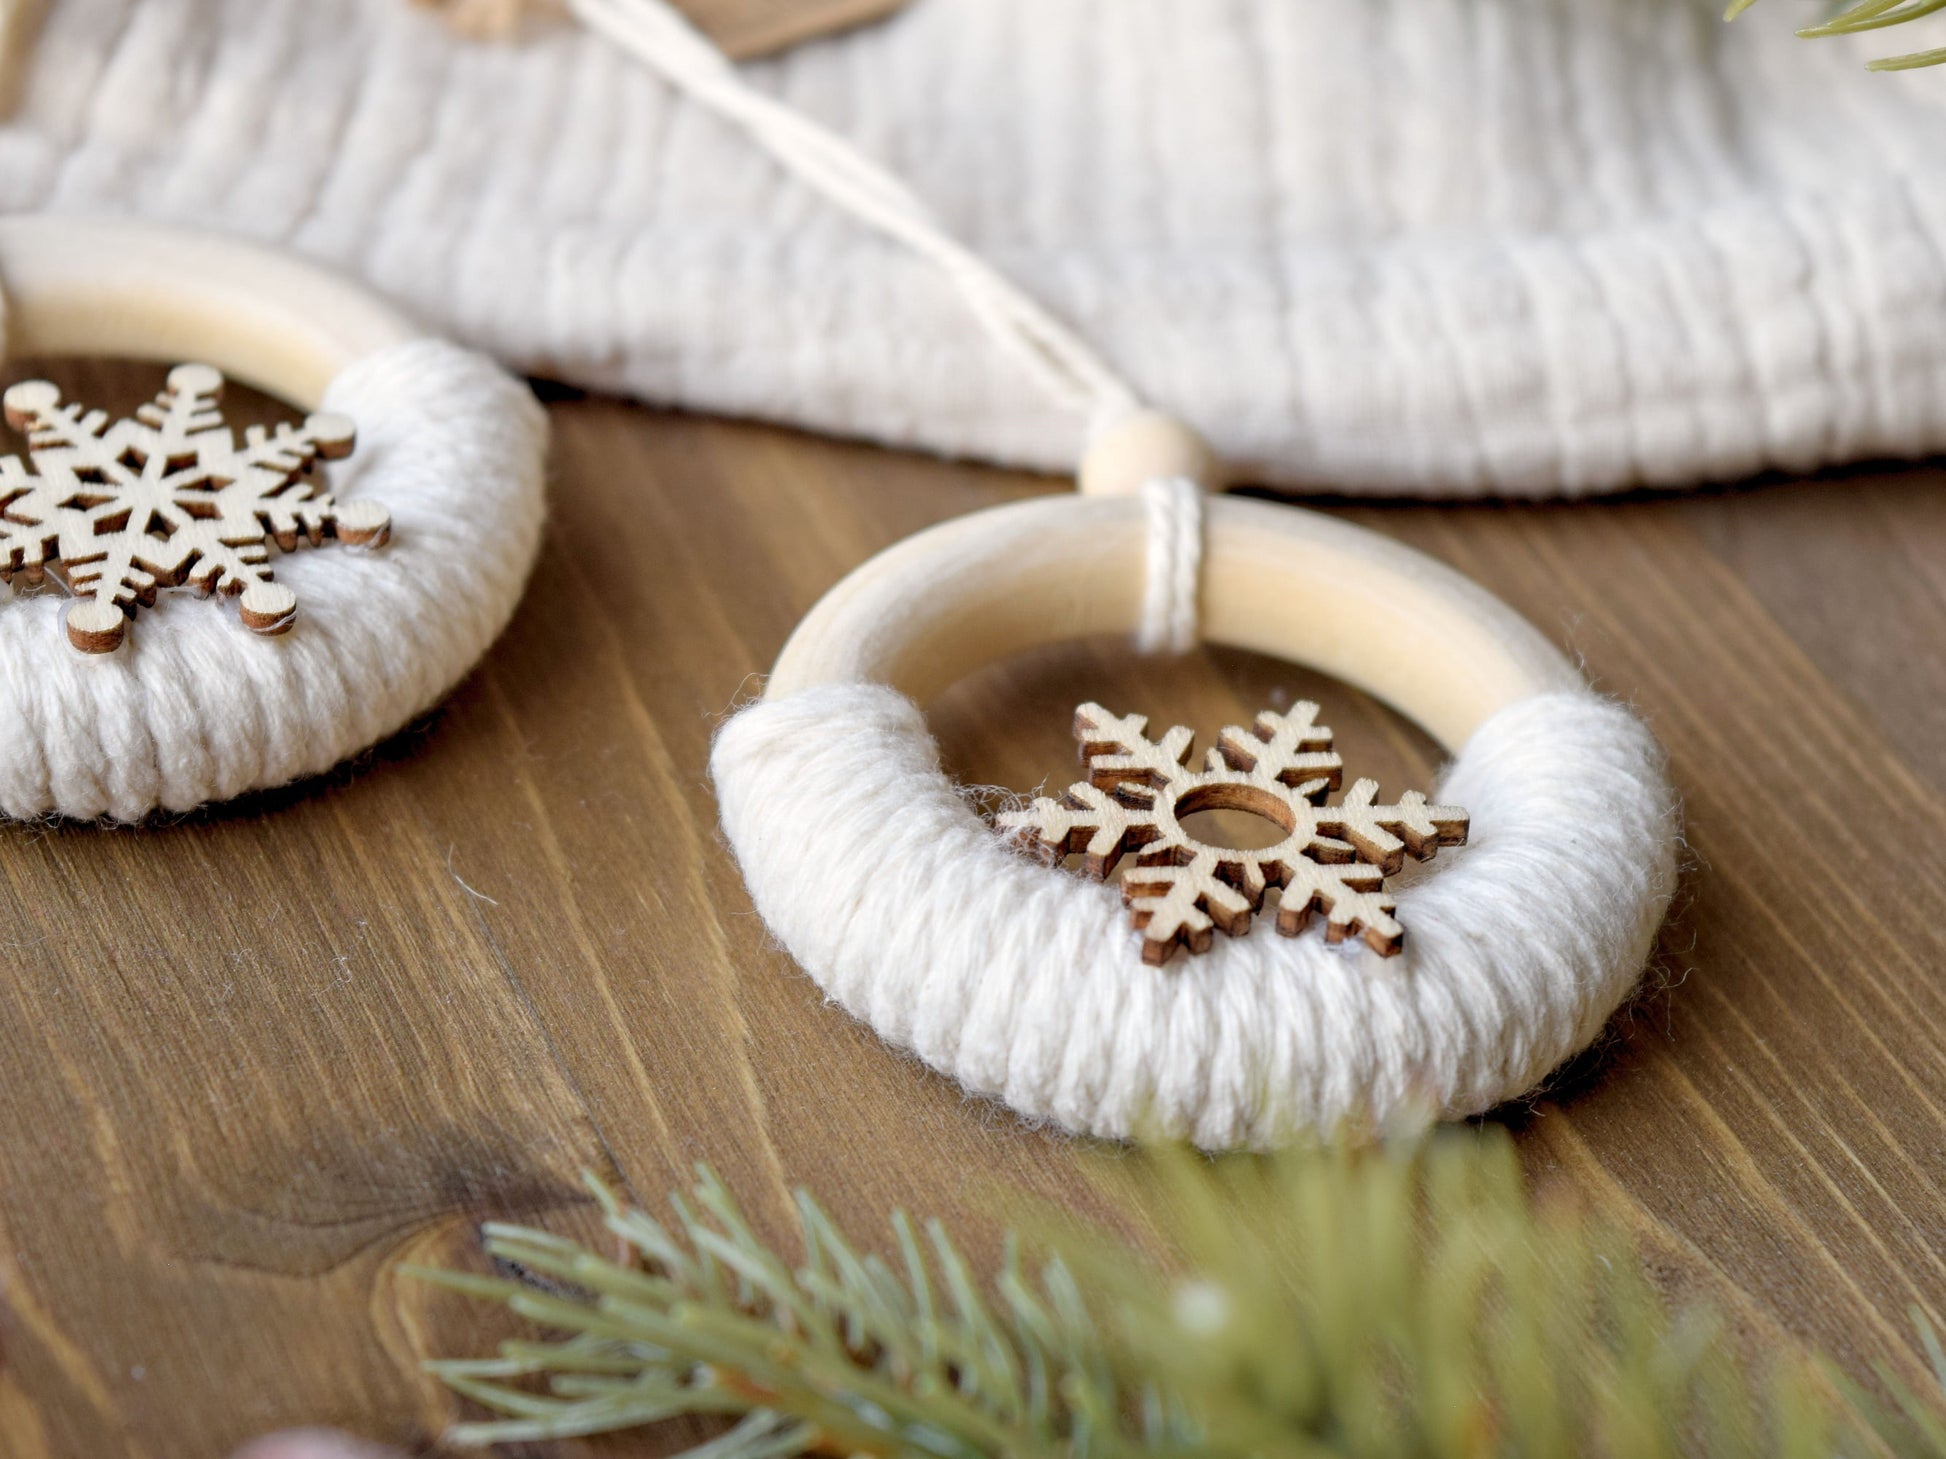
[713, 493, 1679, 1147]
[0, 217, 547, 819]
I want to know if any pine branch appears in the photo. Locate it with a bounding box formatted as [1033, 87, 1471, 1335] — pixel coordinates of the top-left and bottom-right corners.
[405, 1129, 1946, 1456]
[406, 1167, 1134, 1455]
[1729, 0, 1946, 69]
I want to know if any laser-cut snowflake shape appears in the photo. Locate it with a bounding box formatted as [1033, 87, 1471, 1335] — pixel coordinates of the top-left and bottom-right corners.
[998, 701, 1469, 965]
[0, 364, 390, 653]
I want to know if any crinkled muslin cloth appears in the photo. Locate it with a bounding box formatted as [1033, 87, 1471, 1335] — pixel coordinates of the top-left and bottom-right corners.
[3, 0, 1943, 495]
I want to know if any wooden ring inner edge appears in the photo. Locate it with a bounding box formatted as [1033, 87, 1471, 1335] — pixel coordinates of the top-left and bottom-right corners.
[765, 494, 1584, 753]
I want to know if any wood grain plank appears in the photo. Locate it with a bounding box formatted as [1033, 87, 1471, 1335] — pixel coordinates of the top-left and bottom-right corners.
[1369, 499, 1946, 1381]
[1685, 467, 1946, 795]
[0, 363, 1941, 1454]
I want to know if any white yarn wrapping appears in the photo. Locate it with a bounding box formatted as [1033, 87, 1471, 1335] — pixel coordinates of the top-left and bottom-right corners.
[0, 339, 548, 820]
[712, 683, 1677, 1147]
[1135, 476, 1204, 655]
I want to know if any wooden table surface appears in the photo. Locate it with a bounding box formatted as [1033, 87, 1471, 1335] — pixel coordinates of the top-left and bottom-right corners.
[1, 360, 1943, 1458]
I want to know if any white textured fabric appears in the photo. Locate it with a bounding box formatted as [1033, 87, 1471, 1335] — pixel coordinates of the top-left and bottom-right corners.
[712, 684, 1679, 1146]
[4, 0, 1943, 495]
[0, 339, 548, 820]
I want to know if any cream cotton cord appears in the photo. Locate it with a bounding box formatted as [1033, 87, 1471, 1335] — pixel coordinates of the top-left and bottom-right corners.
[1137, 477, 1205, 655]
[567, 0, 1139, 424]
[564, 0, 1207, 651]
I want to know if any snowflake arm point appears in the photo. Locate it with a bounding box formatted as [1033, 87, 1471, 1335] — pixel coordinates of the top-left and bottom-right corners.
[0, 365, 387, 653]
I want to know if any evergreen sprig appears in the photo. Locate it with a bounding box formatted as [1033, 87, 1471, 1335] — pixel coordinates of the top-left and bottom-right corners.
[405, 1128, 1946, 1456]
[1728, 0, 1946, 70]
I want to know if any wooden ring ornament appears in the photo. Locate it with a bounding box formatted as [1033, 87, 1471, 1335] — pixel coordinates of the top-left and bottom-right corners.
[713, 492, 1680, 1147]
[0, 216, 549, 819]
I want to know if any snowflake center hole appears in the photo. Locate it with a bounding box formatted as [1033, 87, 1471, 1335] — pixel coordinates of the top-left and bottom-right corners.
[1171, 784, 1295, 851]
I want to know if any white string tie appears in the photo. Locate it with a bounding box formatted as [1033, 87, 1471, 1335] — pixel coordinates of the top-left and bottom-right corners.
[565, 0, 1221, 659]
[567, 0, 1142, 424]
[1136, 477, 1204, 655]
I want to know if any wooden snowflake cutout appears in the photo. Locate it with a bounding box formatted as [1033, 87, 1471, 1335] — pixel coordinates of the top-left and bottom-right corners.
[0, 364, 389, 654]
[998, 701, 1469, 965]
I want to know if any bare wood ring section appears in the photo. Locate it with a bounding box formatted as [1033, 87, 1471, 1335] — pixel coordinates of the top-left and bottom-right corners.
[764, 494, 1583, 740]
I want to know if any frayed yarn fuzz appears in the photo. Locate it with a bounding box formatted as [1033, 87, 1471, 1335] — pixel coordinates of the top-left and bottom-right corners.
[0, 339, 548, 820]
[712, 684, 1678, 1148]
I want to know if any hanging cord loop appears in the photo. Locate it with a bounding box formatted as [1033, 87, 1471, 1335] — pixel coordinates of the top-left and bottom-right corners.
[1082, 407, 1222, 651]
[568, 0, 1141, 424]
[1136, 477, 1205, 655]
[566, 0, 1226, 648]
